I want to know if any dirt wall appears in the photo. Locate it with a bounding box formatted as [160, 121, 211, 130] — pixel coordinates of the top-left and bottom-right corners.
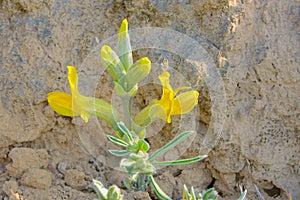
[0, 0, 299, 199]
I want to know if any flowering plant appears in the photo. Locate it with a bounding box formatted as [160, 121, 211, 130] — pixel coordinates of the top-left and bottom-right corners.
[48, 19, 246, 200]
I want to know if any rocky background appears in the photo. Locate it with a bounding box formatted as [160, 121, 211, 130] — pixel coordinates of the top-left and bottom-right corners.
[0, 0, 299, 199]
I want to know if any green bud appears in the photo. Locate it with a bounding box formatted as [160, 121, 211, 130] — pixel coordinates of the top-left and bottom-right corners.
[120, 153, 155, 176]
[101, 45, 126, 81]
[107, 185, 123, 200]
[118, 19, 133, 71]
[120, 57, 151, 91]
[93, 180, 108, 199]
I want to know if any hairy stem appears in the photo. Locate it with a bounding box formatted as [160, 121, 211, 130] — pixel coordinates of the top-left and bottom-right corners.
[122, 96, 132, 130]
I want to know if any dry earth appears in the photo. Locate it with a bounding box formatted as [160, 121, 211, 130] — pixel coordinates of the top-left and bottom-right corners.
[0, 0, 299, 200]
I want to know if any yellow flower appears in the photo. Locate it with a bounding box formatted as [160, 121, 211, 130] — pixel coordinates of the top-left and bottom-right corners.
[155, 71, 199, 123]
[135, 71, 199, 126]
[48, 66, 119, 126]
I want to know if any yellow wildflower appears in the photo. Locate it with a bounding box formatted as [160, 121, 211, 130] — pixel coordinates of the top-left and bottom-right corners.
[48, 66, 119, 126]
[135, 71, 199, 126]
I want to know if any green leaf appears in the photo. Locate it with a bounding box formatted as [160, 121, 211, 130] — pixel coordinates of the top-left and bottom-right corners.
[108, 149, 130, 157]
[183, 185, 191, 200]
[101, 45, 126, 81]
[122, 178, 133, 191]
[198, 193, 202, 199]
[202, 188, 218, 200]
[138, 139, 150, 152]
[118, 19, 133, 71]
[127, 144, 139, 152]
[149, 131, 193, 161]
[151, 155, 208, 166]
[237, 190, 247, 200]
[107, 135, 129, 147]
[117, 122, 133, 142]
[107, 185, 123, 200]
[191, 186, 196, 200]
[149, 175, 171, 200]
[93, 179, 108, 199]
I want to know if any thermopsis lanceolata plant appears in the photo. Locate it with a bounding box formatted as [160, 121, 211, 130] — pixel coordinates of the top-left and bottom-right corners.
[48, 19, 247, 200]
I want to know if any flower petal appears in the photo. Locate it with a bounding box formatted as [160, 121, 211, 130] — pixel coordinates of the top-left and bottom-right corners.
[174, 86, 191, 95]
[158, 71, 174, 98]
[67, 66, 79, 95]
[171, 90, 199, 115]
[48, 92, 79, 117]
[157, 71, 175, 122]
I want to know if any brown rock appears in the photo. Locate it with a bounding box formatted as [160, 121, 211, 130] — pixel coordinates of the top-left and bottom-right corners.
[0, 101, 41, 143]
[7, 148, 42, 176]
[151, 171, 176, 197]
[21, 168, 52, 189]
[176, 165, 212, 190]
[2, 179, 18, 196]
[124, 191, 151, 200]
[64, 169, 87, 190]
[35, 149, 50, 168]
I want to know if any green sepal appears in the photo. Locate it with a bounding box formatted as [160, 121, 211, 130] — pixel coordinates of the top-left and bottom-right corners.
[91, 98, 120, 130]
[101, 45, 126, 81]
[133, 105, 153, 127]
[118, 19, 133, 71]
[134, 103, 161, 128]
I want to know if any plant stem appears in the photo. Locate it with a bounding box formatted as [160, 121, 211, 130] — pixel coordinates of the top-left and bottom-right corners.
[136, 173, 149, 191]
[122, 96, 132, 130]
